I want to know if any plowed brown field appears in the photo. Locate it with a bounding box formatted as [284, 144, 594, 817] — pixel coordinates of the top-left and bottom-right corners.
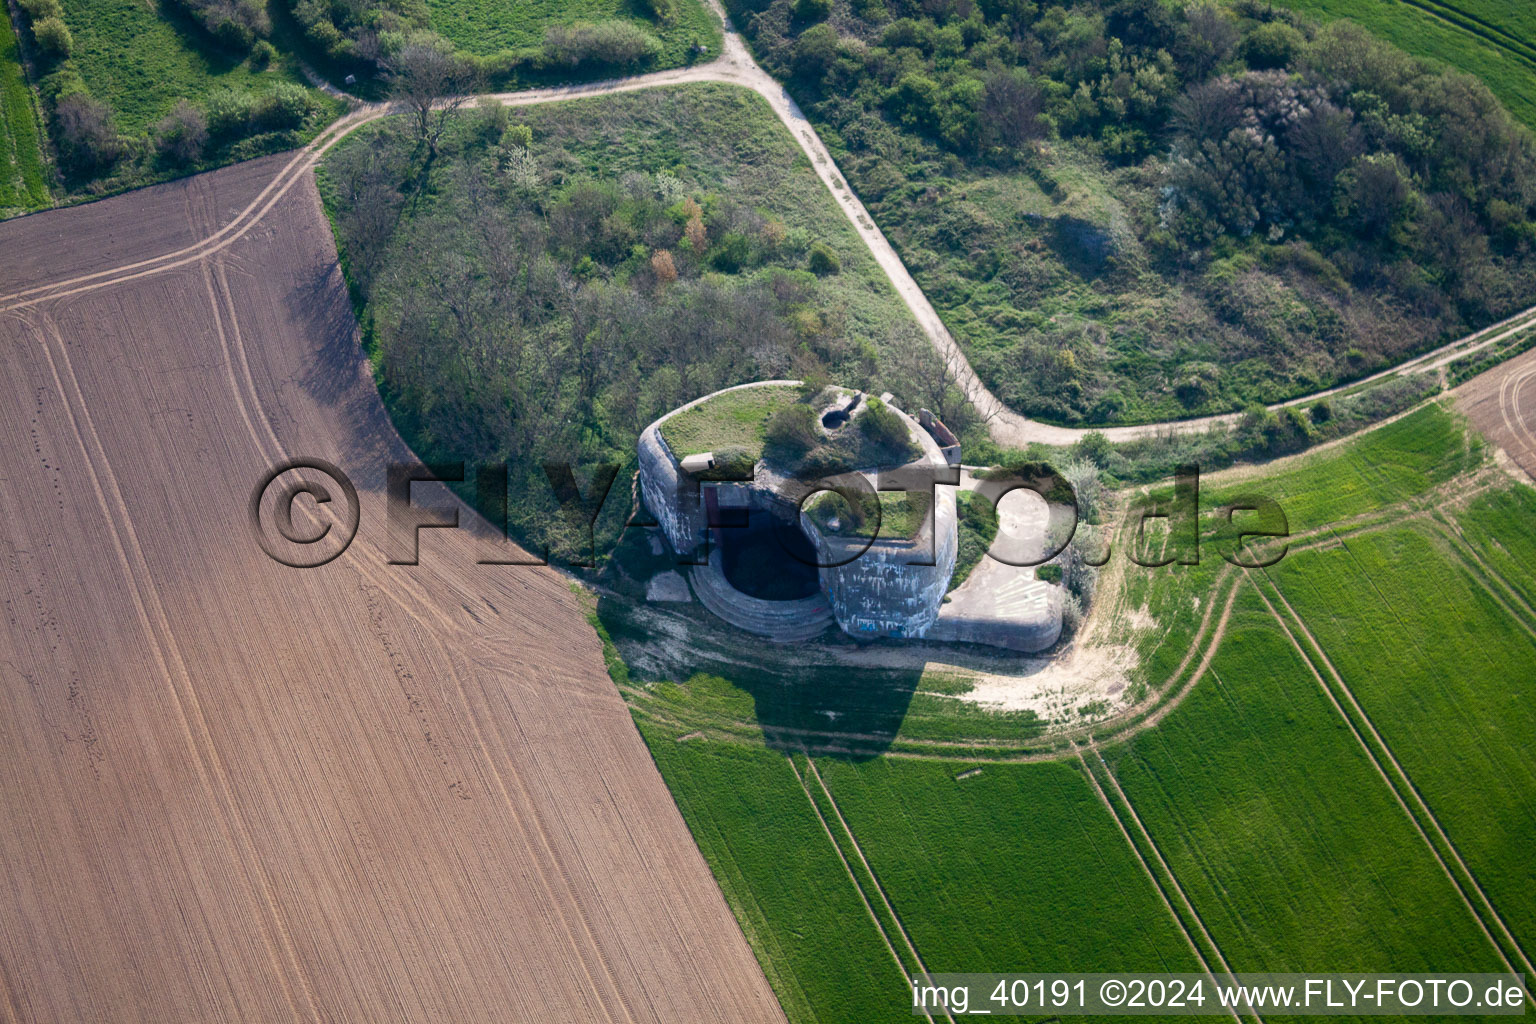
[1459, 343, 1536, 481]
[0, 160, 785, 1023]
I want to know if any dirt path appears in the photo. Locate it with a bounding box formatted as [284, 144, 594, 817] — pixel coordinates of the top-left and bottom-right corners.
[7, 0, 1536, 448]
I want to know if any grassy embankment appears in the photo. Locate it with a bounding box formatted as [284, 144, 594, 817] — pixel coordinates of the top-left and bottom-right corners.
[427, 0, 720, 69]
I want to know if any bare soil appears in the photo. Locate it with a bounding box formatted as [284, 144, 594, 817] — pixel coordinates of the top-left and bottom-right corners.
[1456, 343, 1536, 484]
[0, 162, 784, 1023]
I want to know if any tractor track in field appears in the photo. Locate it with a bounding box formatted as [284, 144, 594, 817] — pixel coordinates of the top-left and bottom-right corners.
[1251, 575, 1535, 984]
[784, 755, 946, 1024]
[1075, 747, 1254, 1024]
[27, 306, 327, 1023]
[799, 756, 947, 1009]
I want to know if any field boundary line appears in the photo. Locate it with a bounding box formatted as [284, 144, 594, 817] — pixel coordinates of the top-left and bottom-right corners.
[30, 310, 322, 1023]
[1250, 574, 1533, 982]
[784, 756, 942, 1024]
[1392, 0, 1536, 67]
[1074, 749, 1250, 1024]
[801, 756, 949, 1015]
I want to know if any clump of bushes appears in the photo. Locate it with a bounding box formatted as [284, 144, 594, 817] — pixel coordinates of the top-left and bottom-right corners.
[156, 100, 209, 164]
[856, 396, 913, 456]
[807, 241, 840, 276]
[542, 21, 661, 68]
[171, 0, 272, 52]
[54, 93, 123, 173]
[765, 403, 821, 458]
[31, 16, 73, 57]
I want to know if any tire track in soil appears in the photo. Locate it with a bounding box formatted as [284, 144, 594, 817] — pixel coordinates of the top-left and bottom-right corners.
[1250, 575, 1533, 984]
[800, 756, 952, 1024]
[202, 245, 644, 1023]
[30, 308, 323, 1024]
[1074, 748, 1250, 1024]
[784, 755, 941, 1024]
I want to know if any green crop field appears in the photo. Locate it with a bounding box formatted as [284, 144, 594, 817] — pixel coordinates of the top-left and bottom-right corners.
[1102, 592, 1507, 975]
[1268, 528, 1536, 957]
[616, 391, 1536, 1021]
[427, 0, 719, 65]
[0, 9, 48, 213]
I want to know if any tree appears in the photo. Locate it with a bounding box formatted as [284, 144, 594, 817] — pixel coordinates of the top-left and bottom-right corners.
[880, 321, 969, 428]
[54, 93, 121, 173]
[1239, 21, 1304, 70]
[156, 99, 209, 165]
[32, 16, 72, 58]
[793, 0, 831, 22]
[792, 23, 839, 81]
[1335, 152, 1415, 239]
[1176, 3, 1237, 81]
[980, 68, 1045, 156]
[651, 249, 678, 286]
[383, 34, 476, 156]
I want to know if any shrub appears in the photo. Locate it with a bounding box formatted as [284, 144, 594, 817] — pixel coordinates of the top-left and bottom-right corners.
[1036, 564, 1063, 584]
[792, 23, 838, 80]
[793, 0, 832, 22]
[54, 93, 121, 172]
[475, 96, 509, 137]
[798, 444, 853, 478]
[1061, 591, 1084, 635]
[32, 16, 73, 58]
[253, 82, 313, 131]
[637, 0, 676, 22]
[38, 65, 85, 102]
[250, 39, 277, 68]
[1239, 22, 1304, 70]
[808, 242, 840, 276]
[857, 397, 911, 454]
[156, 100, 210, 164]
[502, 121, 532, 148]
[542, 21, 661, 68]
[205, 88, 256, 138]
[765, 403, 821, 457]
[710, 232, 752, 273]
[697, 445, 756, 479]
[17, 0, 63, 20]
